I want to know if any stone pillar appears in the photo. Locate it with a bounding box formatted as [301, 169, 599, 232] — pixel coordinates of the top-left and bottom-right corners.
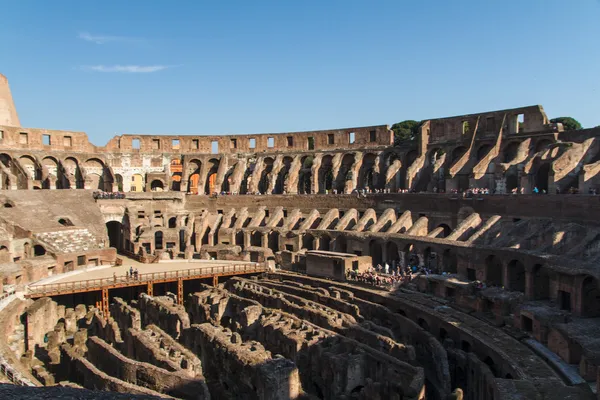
[261, 233, 268, 248]
[502, 262, 509, 289]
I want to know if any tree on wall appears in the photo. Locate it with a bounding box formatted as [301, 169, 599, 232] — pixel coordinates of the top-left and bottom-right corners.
[391, 120, 420, 145]
[550, 117, 583, 131]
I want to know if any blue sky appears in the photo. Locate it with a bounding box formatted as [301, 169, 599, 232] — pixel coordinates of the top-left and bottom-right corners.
[1, 0, 599, 145]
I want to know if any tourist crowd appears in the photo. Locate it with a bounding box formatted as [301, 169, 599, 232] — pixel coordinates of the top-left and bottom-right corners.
[93, 191, 126, 199]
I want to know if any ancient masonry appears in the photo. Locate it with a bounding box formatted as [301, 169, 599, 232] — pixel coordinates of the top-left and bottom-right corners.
[0, 73, 599, 399]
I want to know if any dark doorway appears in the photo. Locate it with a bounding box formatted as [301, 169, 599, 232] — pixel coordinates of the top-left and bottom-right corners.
[106, 221, 122, 251]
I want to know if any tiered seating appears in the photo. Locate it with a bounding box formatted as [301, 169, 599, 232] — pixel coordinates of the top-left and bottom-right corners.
[34, 229, 103, 254]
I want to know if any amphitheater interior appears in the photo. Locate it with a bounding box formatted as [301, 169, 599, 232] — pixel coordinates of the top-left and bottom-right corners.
[0, 74, 600, 399]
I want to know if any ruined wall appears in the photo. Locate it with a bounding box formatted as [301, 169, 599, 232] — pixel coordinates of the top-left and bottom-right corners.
[86, 336, 210, 399]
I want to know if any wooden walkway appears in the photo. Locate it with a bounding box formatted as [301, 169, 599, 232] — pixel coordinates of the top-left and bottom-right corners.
[25, 263, 266, 315]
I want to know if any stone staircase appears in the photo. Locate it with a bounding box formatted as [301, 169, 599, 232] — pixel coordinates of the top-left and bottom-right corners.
[34, 229, 104, 255]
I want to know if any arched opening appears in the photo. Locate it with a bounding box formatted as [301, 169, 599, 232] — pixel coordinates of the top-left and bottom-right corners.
[239, 164, 254, 195]
[205, 159, 220, 194]
[168, 217, 177, 229]
[34, 245, 46, 256]
[275, 157, 293, 194]
[170, 159, 182, 191]
[334, 236, 347, 253]
[302, 234, 314, 250]
[535, 163, 550, 193]
[443, 249, 457, 274]
[106, 221, 122, 250]
[437, 224, 452, 238]
[187, 160, 202, 195]
[336, 154, 355, 193]
[484, 357, 498, 377]
[0, 246, 10, 263]
[503, 142, 521, 163]
[235, 231, 244, 248]
[268, 231, 279, 252]
[58, 218, 74, 227]
[485, 255, 503, 286]
[507, 260, 526, 292]
[581, 276, 600, 317]
[318, 155, 334, 194]
[114, 174, 124, 191]
[368, 240, 382, 265]
[417, 317, 430, 332]
[222, 167, 234, 193]
[476, 144, 492, 161]
[150, 180, 164, 192]
[506, 173, 519, 193]
[385, 241, 399, 264]
[258, 158, 274, 194]
[533, 264, 550, 300]
[251, 231, 262, 247]
[155, 231, 163, 250]
[297, 167, 312, 194]
[318, 236, 331, 251]
[451, 146, 467, 163]
[358, 153, 377, 190]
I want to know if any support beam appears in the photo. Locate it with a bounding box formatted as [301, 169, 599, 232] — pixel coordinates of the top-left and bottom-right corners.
[212, 276, 218, 287]
[147, 282, 153, 296]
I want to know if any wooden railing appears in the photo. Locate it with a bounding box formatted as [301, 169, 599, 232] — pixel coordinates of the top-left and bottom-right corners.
[27, 263, 265, 297]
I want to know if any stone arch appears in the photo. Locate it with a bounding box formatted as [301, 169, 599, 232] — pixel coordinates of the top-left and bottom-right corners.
[302, 233, 314, 250]
[437, 224, 452, 238]
[258, 157, 274, 194]
[251, 231, 262, 247]
[155, 231, 164, 250]
[485, 255, 503, 286]
[19, 155, 42, 180]
[275, 156, 293, 194]
[358, 153, 377, 190]
[502, 141, 521, 163]
[205, 159, 220, 195]
[34, 244, 46, 256]
[451, 146, 467, 163]
[150, 180, 165, 191]
[336, 153, 355, 193]
[333, 235, 347, 253]
[535, 163, 551, 193]
[318, 235, 331, 251]
[0, 246, 9, 263]
[476, 144, 492, 161]
[106, 221, 123, 250]
[507, 259, 526, 292]
[114, 174, 124, 191]
[222, 166, 235, 193]
[318, 155, 334, 194]
[267, 231, 279, 252]
[63, 157, 84, 188]
[187, 159, 202, 194]
[170, 159, 182, 191]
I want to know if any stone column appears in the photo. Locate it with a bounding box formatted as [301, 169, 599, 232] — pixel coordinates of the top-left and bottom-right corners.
[525, 270, 535, 300]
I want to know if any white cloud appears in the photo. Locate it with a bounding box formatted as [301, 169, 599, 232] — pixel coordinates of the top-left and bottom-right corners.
[83, 65, 171, 73]
[78, 32, 142, 45]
